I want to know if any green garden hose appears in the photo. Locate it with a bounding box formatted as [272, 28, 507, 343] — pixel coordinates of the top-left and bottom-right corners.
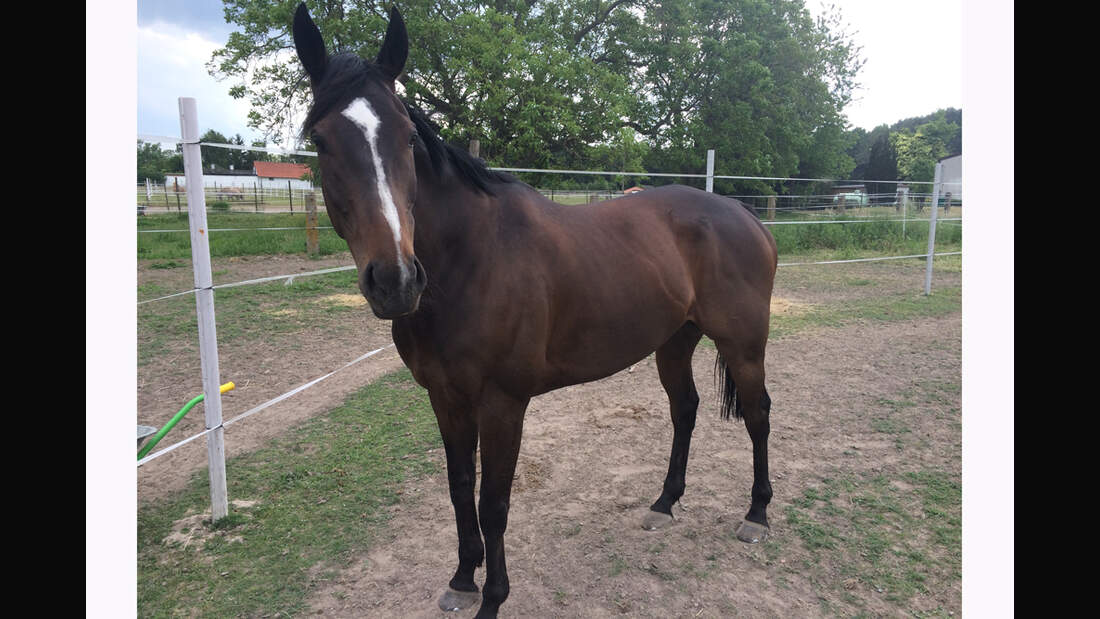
[138, 382, 235, 460]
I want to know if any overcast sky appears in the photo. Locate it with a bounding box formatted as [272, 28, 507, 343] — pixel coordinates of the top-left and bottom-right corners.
[134, 0, 966, 149]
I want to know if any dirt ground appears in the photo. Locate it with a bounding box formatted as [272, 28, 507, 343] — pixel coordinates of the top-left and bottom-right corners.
[137, 254, 961, 617]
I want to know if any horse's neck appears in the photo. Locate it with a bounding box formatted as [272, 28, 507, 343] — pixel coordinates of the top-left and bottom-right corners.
[410, 166, 499, 279]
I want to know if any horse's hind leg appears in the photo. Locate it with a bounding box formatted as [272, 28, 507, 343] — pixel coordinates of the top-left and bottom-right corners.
[644, 322, 704, 530]
[713, 340, 773, 543]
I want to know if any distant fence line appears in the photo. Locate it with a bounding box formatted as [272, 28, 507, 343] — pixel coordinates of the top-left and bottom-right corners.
[138, 182, 959, 216]
[138, 136, 948, 206]
[140, 137, 959, 220]
[138, 182, 325, 213]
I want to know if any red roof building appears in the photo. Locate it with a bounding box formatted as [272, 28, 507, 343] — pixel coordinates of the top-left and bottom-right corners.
[253, 161, 312, 180]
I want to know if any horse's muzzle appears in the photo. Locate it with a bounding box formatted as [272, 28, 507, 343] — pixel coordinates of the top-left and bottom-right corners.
[359, 256, 427, 319]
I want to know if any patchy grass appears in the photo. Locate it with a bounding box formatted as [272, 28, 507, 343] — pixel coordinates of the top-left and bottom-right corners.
[148, 260, 186, 270]
[136, 369, 442, 618]
[699, 285, 960, 352]
[783, 469, 961, 612]
[137, 212, 347, 259]
[767, 286, 960, 340]
[137, 269, 362, 366]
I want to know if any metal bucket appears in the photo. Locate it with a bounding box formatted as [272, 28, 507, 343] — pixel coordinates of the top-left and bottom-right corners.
[137, 425, 158, 447]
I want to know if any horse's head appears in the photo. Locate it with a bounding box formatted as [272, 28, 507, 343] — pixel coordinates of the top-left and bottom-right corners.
[294, 3, 426, 319]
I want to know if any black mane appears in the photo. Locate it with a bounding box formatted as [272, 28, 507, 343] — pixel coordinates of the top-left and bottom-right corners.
[403, 104, 517, 195]
[302, 52, 516, 195]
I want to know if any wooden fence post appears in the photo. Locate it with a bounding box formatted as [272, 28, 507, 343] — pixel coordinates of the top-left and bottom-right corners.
[305, 191, 319, 255]
[469, 139, 480, 158]
[288, 180, 293, 212]
[767, 195, 776, 221]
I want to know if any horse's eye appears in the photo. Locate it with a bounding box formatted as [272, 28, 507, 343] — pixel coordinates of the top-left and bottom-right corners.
[409, 132, 418, 147]
[311, 133, 326, 153]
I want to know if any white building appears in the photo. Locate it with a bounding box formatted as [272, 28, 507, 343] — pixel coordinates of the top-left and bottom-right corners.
[939, 154, 962, 201]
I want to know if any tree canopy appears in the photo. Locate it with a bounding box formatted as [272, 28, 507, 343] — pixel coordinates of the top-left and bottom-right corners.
[137, 141, 183, 183]
[209, 0, 864, 189]
[846, 108, 962, 194]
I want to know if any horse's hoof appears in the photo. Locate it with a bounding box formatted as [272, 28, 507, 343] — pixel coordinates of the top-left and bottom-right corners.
[439, 587, 481, 612]
[735, 520, 769, 544]
[642, 510, 674, 530]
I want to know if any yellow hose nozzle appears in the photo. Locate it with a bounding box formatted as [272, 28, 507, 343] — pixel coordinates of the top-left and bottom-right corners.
[220, 381, 235, 394]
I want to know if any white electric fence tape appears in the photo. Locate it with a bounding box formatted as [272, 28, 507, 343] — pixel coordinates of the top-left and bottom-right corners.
[777, 251, 961, 268]
[136, 344, 395, 468]
[763, 218, 961, 226]
[139, 226, 336, 233]
[138, 134, 319, 158]
[137, 265, 357, 305]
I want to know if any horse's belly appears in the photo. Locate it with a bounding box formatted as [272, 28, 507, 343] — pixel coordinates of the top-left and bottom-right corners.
[532, 300, 687, 394]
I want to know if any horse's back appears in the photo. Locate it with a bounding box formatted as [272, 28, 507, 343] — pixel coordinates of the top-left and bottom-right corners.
[592, 185, 778, 347]
[591, 184, 776, 277]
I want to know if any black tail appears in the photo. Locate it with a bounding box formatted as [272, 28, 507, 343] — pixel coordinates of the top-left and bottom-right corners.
[714, 353, 772, 421]
[714, 353, 741, 420]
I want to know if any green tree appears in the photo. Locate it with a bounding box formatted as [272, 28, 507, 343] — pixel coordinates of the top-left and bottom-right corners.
[586, 126, 651, 191]
[890, 113, 959, 184]
[842, 108, 962, 195]
[136, 140, 183, 183]
[224, 133, 257, 171]
[890, 131, 934, 184]
[211, 0, 635, 167]
[622, 0, 864, 194]
[199, 130, 233, 170]
[209, 0, 862, 184]
[863, 127, 897, 195]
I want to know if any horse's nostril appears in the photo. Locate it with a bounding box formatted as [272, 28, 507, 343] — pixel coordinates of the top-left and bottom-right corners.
[360, 262, 377, 296]
[413, 257, 426, 286]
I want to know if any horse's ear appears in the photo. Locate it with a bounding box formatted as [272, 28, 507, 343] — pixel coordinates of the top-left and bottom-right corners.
[375, 6, 408, 86]
[293, 3, 327, 81]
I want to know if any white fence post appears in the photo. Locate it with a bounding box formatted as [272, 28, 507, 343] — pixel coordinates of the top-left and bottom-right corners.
[923, 162, 943, 295]
[898, 184, 909, 239]
[705, 149, 715, 193]
[179, 97, 230, 521]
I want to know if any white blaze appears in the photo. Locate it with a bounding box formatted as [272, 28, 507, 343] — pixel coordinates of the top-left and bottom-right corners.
[341, 97, 409, 283]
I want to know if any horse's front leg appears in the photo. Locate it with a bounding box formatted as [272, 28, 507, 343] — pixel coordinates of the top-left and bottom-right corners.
[473, 386, 529, 619]
[431, 391, 484, 612]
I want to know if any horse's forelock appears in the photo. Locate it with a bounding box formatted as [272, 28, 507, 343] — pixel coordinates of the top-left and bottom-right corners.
[302, 53, 380, 134]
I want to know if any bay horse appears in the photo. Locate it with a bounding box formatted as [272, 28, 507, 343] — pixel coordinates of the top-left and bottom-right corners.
[293, 5, 777, 617]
